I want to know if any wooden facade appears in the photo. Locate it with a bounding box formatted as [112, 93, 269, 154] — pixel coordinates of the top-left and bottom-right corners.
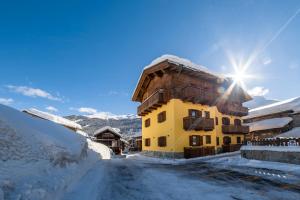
[133, 60, 251, 117]
[93, 126, 126, 155]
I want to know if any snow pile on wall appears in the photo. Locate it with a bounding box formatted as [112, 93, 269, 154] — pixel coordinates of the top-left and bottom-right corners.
[24, 108, 82, 130]
[0, 105, 94, 199]
[0, 105, 86, 165]
[244, 97, 300, 119]
[244, 117, 293, 132]
[87, 139, 112, 159]
[144, 54, 223, 79]
[276, 127, 300, 138]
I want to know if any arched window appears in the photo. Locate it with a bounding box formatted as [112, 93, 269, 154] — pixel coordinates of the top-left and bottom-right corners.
[234, 119, 242, 126]
[222, 117, 230, 125]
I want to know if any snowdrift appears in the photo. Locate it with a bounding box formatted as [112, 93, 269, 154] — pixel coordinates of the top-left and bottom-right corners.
[0, 104, 87, 166]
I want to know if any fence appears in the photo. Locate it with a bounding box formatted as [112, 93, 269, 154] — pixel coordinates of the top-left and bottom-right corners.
[184, 147, 215, 159]
[247, 138, 300, 147]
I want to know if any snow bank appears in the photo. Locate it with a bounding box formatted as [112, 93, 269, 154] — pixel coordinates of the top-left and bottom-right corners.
[144, 54, 223, 79]
[244, 117, 293, 132]
[0, 105, 86, 165]
[24, 108, 82, 130]
[0, 105, 98, 199]
[244, 96, 300, 119]
[276, 127, 300, 138]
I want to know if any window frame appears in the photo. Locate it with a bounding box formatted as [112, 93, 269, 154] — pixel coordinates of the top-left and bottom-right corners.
[189, 135, 202, 146]
[205, 135, 211, 144]
[158, 136, 167, 147]
[222, 117, 230, 125]
[144, 138, 151, 146]
[157, 111, 166, 123]
[145, 118, 151, 127]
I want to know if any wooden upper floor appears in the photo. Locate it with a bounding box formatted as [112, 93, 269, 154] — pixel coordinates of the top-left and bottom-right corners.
[132, 56, 252, 117]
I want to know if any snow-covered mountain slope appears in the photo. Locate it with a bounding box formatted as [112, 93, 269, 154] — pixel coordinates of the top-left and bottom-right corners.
[243, 96, 278, 109]
[65, 115, 141, 137]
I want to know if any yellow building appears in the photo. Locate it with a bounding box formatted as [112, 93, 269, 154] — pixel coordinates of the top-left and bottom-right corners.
[132, 55, 251, 158]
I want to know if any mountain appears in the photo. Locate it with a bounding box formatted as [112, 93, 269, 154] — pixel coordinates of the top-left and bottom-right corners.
[243, 96, 279, 110]
[65, 115, 141, 138]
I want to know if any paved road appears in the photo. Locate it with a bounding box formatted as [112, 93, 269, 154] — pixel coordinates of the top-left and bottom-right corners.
[63, 158, 300, 200]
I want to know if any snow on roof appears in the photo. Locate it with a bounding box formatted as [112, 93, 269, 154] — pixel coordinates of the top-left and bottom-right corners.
[275, 127, 300, 138]
[23, 108, 82, 130]
[144, 54, 224, 79]
[244, 97, 300, 119]
[244, 117, 293, 132]
[93, 126, 122, 137]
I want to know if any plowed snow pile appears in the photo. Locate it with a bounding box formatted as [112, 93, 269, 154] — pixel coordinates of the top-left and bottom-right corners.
[0, 104, 101, 200]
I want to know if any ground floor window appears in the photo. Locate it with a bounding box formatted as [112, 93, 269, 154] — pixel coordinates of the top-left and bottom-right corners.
[237, 136, 241, 144]
[158, 136, 167, 147]
[223, 136, 231, 145]
[145, 138, 151, 146]
[189, 135, 202, 146]
[216, 137, 220, 146]
[205, 135, 211, 144]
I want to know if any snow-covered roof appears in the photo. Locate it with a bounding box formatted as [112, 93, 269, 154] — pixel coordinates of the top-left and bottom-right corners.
[132, 54, 227, 101]
[23, 108, 82, 130]
[144, 54, 224, 79]
[275, 127, 300, 138]
[244, 97, 300, 119]
[93, 126, 122, 137]
[244, 117, 293, 132]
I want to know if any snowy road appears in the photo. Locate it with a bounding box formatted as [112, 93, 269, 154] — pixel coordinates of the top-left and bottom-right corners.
[62, 158, 300, 200]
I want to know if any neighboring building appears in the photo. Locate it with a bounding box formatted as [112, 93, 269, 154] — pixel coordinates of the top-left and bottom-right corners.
[23, 108, 83, 132]
[93, 126, 128, 154]
[131, 55, 251, 158]
[128, 132, 142, 152]
[243, 97, 300, 140]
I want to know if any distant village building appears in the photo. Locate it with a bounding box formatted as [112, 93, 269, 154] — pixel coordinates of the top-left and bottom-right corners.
[243, 97, 300, 140]
[132, 55, 251, 158]
[128, 132, 142, 151]
[93, 126, 128, 155]
[23, 108, 83, 132]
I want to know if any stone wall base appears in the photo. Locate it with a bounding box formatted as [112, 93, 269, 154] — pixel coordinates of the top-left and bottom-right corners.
[141, 150, 184, 159]
[241, 150, 300, 165]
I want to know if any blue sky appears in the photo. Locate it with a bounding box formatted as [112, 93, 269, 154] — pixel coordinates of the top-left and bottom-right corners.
[0, 0, 299, 116]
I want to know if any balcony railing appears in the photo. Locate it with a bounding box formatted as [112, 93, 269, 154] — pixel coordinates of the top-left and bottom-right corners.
[218, 103, 248, 116]
[222, 125, 249, 134]
[138, 89, 167, 116]
[183, 117, 215, 131]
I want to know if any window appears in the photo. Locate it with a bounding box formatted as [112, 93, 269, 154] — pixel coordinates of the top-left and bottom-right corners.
[145, 138, 151, 146]
[223, 136, 231, 145]
[237, 137, 241, 144]
[158, 136, 167, 147]
[145, 118, 150, 127]
[205, 111, 210, 119]
[222, 117, 230, 125]
[205, 135, 211, 144]
[189, 135, 202, 146]
[215, 117, 219, 125]
[216, 137, 220, 146]
[157, 111, 166, 123]
[234, 119, 242, 126]
[189, 109, 201, 118]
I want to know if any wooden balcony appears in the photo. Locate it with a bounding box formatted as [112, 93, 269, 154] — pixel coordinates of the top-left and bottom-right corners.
[183, 117, 215, 131]
[138, 89, 167, 116]
[218, 103, 248, 116]
[180, 86, 215, 105]
[222, 125, 249, 134]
